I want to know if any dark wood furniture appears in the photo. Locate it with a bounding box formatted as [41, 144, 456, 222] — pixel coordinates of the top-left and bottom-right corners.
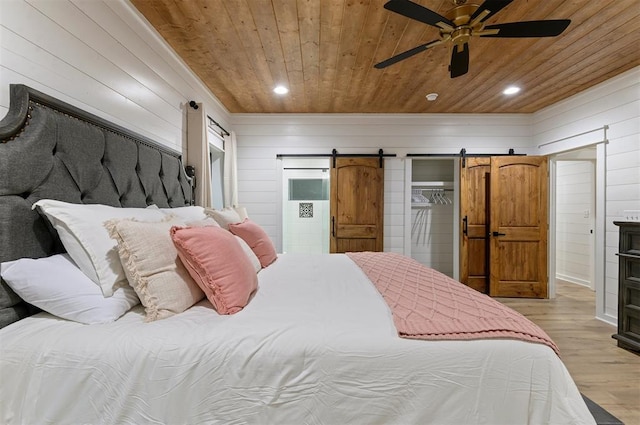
[613, 221, 640, 353]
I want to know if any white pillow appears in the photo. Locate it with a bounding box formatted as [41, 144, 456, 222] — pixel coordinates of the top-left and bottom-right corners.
[33, 200, 166, 296]
[159, 206, 207, 222]
[0, 254, 139, 324]
[234, 235, 262, 273]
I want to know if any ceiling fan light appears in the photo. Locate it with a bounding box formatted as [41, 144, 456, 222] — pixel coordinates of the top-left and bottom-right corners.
[503, 86, 521, 95]
[273, 85, 289, 95]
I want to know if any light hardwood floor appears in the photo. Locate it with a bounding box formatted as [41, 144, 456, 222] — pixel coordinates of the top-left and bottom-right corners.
[499, 280, 640, 425]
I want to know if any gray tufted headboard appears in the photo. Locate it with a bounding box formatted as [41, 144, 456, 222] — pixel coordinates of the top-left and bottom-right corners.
[0, 84, 193, 328]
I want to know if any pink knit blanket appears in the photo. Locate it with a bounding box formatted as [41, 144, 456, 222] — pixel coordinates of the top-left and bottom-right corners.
[346, 252, 559, 356]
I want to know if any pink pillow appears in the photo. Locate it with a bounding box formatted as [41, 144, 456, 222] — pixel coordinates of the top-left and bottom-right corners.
[170, 226, 258, 315]
[228, 219, 277, 268]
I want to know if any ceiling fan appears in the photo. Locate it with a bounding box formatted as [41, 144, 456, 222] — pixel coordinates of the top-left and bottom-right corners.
[374, 0, 571, 78]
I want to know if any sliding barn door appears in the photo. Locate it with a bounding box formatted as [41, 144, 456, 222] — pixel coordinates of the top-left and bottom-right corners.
[489, 156, 548, 298]
[460, 156, 549, 298]
[330, 157, 384, 253]
[460, 157, 490, 293]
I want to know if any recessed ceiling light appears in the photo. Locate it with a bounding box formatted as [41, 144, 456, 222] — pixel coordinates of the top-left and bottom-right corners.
[425, 93, 438, 101]
[503, 86, 521, 95]
[273, 85, 289, 95]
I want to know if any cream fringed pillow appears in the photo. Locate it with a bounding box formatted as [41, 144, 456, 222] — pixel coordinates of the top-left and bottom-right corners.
[106, 217, 204, 322]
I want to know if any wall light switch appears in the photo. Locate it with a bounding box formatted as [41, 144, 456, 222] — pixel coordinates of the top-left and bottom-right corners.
[583, 209, 590, 218]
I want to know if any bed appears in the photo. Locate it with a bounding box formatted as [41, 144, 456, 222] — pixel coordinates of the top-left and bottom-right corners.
[0, 84, 595, 424]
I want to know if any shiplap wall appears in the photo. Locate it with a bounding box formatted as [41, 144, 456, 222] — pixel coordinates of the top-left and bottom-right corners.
[384, 158, 406, 255]
[0, 0, 230, 154]
[533, 67, 640, 323]
[555, 160, 595, 287]
[232, 114, 533, 252]
[2, 0, 638, 324]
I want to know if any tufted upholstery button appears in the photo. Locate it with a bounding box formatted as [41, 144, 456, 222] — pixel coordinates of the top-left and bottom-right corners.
[20, 192, 30, 199]
[52, 145, 57, 155]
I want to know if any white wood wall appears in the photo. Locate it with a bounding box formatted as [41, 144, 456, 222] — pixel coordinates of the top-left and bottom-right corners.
[0, 0, 230, 154]
[533, 67, 640, 324]
[555, 160, 595, 287]
[2, 0, 638, 325]
[384, 158, 406, 255]
[232, 114, 532, 252]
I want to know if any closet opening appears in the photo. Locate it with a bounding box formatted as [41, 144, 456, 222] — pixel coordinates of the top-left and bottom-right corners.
[405, 158, 460, 279]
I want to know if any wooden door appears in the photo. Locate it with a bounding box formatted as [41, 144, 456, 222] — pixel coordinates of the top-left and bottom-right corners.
[489, 156, 548, 298]
[330, 157, 384, 253]
[460, 157, 490, 293]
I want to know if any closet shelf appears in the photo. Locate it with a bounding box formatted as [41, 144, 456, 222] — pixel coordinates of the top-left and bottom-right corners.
[412, 181, 454, 188]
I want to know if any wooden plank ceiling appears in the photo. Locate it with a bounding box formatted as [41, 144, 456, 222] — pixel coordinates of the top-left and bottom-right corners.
[130, 0, 640, 114]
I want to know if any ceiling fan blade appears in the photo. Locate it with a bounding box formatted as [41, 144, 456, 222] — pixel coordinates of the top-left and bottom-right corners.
[470, 0, 513, 23]
[384, 0, 454, 31]
[450, 43, 469, 78]
[374, 40, 442, 69]
[481, 20, 571, 37]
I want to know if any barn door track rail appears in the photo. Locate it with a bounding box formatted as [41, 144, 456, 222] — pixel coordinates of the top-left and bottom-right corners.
[408, 148, 525, 167]
[277, 149, 396, 168]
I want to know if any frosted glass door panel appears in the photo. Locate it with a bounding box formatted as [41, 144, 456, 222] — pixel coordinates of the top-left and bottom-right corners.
[282, 158, 330, 254]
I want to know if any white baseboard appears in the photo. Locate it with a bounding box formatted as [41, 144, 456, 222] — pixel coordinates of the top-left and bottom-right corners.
[596, 313, 617, 327]
[556, 273, 592, 288]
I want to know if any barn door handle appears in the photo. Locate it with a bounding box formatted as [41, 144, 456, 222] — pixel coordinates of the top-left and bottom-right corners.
[492, 231, 506, 237]
[332, 216, 336, 237]
[462, 216, 468, 236]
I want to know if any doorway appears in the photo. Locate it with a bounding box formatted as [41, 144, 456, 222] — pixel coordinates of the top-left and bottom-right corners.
[551, 147, 597, 290]
[281, 158, 331, 254]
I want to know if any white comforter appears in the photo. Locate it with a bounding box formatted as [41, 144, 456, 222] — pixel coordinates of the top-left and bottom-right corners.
[0, 253, 594, 425]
